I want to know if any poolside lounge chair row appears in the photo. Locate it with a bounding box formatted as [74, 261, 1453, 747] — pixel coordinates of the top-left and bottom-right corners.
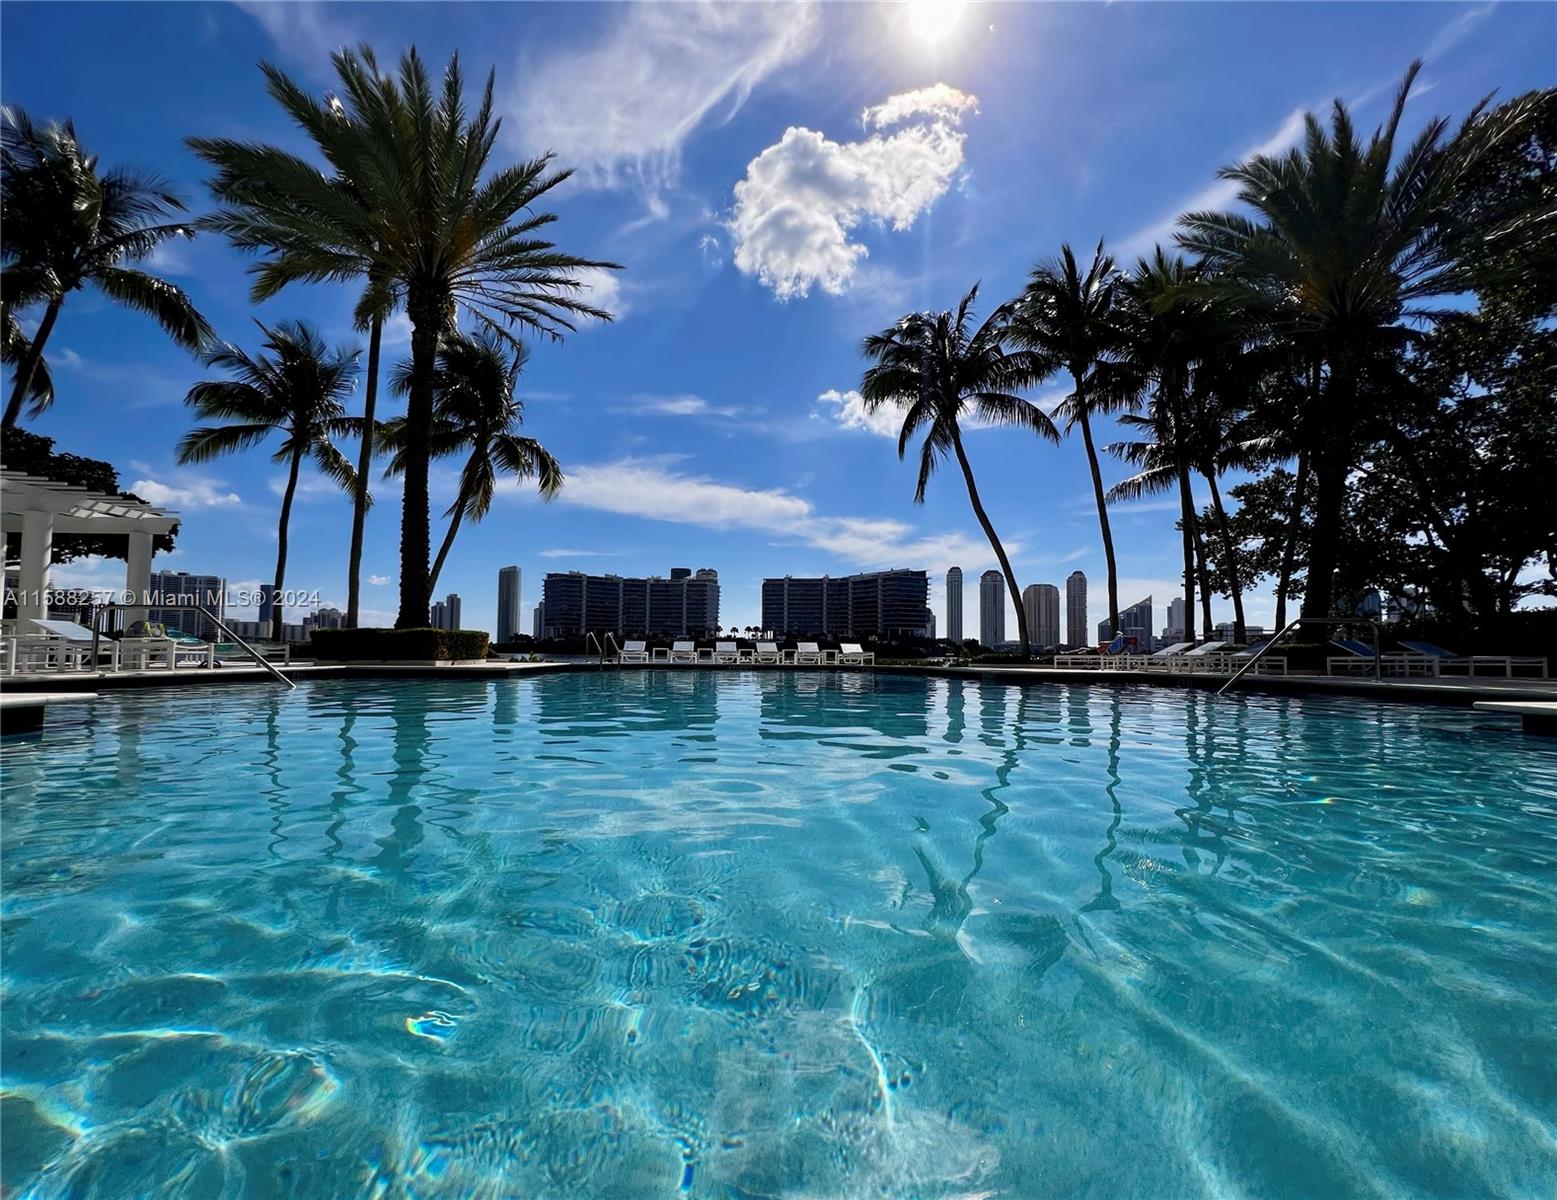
[612, 640, 875, 666]
[1, 618, 290, 676]
[1326, 639, 1547, 679]
[1053, 640, 1288, 676]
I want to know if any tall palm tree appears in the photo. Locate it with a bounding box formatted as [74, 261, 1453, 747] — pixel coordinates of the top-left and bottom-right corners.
[859, 284, 1056, 659]
[382, 331, 562, 594]
[2, 107, 212, 427]
[1, 305, 52, 421]
[1011, 240, 1127, 637]
[1176, 61, 1545, 619]
[177, 322, 360, 641]
[189, 63, 402, 631]
[204, 47, 618, 628]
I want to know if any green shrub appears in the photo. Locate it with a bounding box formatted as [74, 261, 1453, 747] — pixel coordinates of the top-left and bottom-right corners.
[309, 627, 490, 661]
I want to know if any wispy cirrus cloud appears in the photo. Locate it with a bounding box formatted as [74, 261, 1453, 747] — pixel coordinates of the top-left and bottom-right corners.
[509, 2, 817, 199]
[610, 393, 744, 419]
[729, 83, 979, 299]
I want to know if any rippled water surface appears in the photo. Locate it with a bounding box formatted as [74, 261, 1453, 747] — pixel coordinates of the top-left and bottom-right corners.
[3, 673, 1556, 1198]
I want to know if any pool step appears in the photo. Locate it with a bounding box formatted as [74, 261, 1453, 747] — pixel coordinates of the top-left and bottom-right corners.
[0, 692, 98, 734]
[1473, 700, 1557, 736]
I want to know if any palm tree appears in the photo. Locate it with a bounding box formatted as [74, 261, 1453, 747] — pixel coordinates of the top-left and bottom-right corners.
[1, 305, 52, 421]
[381, 331, 561, 594]
[859, 284, 1056, 659]
[1011, 240, 1127, 637]
[210, 47, 618, 629]
[1176, 61, 1545, 619]
[177, 322, 360, 641]
[2, 106, 211, 427]
[189, 63, 403, 631]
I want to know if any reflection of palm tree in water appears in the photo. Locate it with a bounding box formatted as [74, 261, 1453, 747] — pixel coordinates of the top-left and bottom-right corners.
[1175, 694, 1229, 874]
[1082, 688, 1124, 913]
[371, 684, 432, 876]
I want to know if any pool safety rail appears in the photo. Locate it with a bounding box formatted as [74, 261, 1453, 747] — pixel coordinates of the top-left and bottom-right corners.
[90, 603, 296, 689]
[1218, 616, 1382, 696]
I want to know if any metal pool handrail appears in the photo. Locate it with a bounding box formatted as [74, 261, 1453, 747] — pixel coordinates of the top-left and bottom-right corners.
[90, 602, 296, 689]
[1217, 616, 1382, 696]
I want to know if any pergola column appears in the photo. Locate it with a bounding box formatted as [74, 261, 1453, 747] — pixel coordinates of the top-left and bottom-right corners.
[16, 509, 54, 620]
[124, 530, 153, 627]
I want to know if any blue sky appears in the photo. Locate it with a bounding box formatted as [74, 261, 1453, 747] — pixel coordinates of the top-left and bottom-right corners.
[6, 2, 1552, 637]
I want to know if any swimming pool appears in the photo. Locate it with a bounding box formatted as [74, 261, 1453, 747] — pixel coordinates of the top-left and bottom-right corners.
[3, 672, 1554, 1197]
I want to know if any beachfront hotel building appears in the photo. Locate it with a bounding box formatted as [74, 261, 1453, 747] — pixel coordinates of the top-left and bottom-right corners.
[945, 566, 963, 642]
[761, 569, 929, 638]
[1066, 570, 1087, 648]
[1023, 583, 1061, 649]
[540, 567, 720, 638]
[496, 565, 522, 643]
[979, 570, 1004, 648]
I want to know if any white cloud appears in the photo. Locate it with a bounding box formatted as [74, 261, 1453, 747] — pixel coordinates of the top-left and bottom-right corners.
[729, 83, 978, 299]
[861, 83, 979, 130]
[509, 2, 817, 193]
[267, 474, 351, 503]
[232, 1, 352, 79]
[368, 574, 390, 586]
[538, 548, 621, 559]
[573, 266, 628, 325]
[815, 388, 903, 438]
[612, 393, 742, 419]
[129, 475, 241, 509]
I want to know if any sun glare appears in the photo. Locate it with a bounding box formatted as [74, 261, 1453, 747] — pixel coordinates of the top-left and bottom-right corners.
[904, 0, 969, 46]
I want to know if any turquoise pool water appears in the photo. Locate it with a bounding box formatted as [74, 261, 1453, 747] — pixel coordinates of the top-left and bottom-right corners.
[2, 673, 1555, 1198]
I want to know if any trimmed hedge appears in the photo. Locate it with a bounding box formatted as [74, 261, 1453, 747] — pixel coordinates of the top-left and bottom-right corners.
[309, 627, 490, 662]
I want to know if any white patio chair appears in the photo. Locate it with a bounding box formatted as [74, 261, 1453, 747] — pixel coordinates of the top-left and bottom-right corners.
[617, 639, 650, 664]
[794, 641, 823, 666]
[669, 640, 698, 664]
[713, 641, 740, 664]
[838, 642, 875, 666]
[754, 642, 781, 665]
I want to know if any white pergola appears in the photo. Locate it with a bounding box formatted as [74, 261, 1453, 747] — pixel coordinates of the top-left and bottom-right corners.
[2, 469, 180, 624]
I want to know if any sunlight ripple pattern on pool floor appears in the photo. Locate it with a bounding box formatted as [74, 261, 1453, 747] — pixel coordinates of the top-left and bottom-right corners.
[2, 672, 1555, 1198]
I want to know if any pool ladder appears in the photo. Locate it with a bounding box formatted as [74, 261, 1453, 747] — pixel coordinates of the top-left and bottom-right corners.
[1217, 616, 1382, 695]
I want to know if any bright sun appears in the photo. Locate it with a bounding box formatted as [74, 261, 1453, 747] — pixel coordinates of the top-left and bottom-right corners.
[904, 0, 969, 46]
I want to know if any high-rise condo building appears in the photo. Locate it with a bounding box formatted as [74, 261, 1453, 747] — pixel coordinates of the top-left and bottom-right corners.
[945, 566, 963, 642]
[540, 568, 719, 638]
[430, 592, 462, 631]
[532, 603, 545, 639]
[147, 570, 225, 641]
[1100, 595, 1152, 648]
[1065, 570, 1087, 649]
[1165, 597, 1186, 641]
[304, 606, 344, 631]
[760, 569, 929, 638]
[979, 570, 1005, 648]
[497, 565, 522, 643]
[1023, 583, 1061, 649]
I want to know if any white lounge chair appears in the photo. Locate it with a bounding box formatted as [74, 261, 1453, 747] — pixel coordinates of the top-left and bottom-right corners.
[668, 640, 697, 664]
[8, 619, 117, 674]
[1401, 640, 1548, 679]
[713, 640, 740, 664]
[617, 639, 650, 664]
[838, 642, 874, 666]
[794, 641, 823, 666]
[754, 641, 781, 665]
[1326, 639, 1434, 678]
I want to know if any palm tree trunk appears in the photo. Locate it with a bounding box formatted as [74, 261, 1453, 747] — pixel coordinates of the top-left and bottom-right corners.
[1076, 402, 1120, 638]
[272, 444, 304, 642]
[1179, 468, 1197, 644]
[345, 314, 383, 629]
[427, 492, 468, 597]
[1193, 513, 1214, 638]
[4, 296, 62, 428]
[396, 294, 438, 628]
[1302, 436, 1347, 620]
[1206, 473, 1246, 643]
[950, 425, 1030, 659]
[1273, 446, 1309, 631]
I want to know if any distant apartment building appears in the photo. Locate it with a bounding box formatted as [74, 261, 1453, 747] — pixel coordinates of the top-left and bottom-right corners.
[430, 592, 462, 631]
[1165, 597, 1186, 641]
[147, 570, 224, 641]
[304, 605, 344, 631]
[761, 569, 929, 638]
[945, 566, 963, 642]
[1023, 583, 1061, 648]
[1214, 622, 1266, 642]
[1100, 595, 1152, 648]
[228, 619, 308, 643]
[979, 570, 1004, 648]
[540, 567, 719, 638]
[496, 565, 522, 643]
[1065, 570, 1087, 649]
[532, 602, 545, 639]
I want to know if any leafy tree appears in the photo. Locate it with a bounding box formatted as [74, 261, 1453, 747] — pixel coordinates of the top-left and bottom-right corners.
[177, 322, 359, 640]
[859, 284, 1055, 659]
[1177, 62, 1548, 619]
[381, 331, 561, 594]
[1011, 241, 1128, 637]
[189, 60, 404, 630]
[2, 106, 212, 427]
[222, 47, 618, 629]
